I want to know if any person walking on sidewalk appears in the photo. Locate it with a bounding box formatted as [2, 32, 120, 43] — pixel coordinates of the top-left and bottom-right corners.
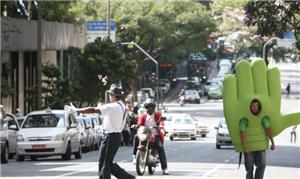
[290, 125, 297, 143]
[286, 83, 291, 97]
[71, 84, 136, 179]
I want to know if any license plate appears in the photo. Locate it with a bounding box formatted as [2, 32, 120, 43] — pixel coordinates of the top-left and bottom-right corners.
[32, 144, 46, 150]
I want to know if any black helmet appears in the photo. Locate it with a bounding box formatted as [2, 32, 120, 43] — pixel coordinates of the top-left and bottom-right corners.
[144, 98, 156, 109]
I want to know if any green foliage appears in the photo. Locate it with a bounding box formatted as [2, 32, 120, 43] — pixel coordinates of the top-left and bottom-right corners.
[42, 62, 73, 109]
[0, 1, 78, 23]
[0, 77, 13, 97]
[244, 1, 300, 50]
[67, 38, 134, 106]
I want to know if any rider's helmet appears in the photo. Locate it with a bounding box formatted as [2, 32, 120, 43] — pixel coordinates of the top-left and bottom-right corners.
[144, 98, 156, 109]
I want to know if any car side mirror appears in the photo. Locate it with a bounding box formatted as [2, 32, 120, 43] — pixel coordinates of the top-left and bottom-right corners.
[9, 124, 18, 130]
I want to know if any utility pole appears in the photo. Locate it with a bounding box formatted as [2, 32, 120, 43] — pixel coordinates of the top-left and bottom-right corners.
[121, 42, 160, 110]
[107, 0, 111, 39]
[37, 3, 42, 109]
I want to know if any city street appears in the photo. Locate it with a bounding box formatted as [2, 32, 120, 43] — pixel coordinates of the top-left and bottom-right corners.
[0, 62, 299, 179]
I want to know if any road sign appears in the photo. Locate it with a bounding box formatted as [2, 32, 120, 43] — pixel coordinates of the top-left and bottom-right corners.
[86, 20, 116, 43]
[283, 31, 295, 39]
[277, 39, 295, 49]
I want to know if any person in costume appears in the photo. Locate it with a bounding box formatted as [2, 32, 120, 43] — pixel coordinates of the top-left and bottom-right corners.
[240, 99, 275, 179]
[223, 59, 300, 179]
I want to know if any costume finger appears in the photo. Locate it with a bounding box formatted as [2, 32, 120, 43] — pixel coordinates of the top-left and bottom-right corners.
[267, 67, 281, 110]
[236, 60, 254, 99]
[252, 60, 268, 96]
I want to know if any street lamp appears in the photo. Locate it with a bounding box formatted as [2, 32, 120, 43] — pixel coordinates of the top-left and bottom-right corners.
[263, 37, 280, 66]
[121, 42, 159, 110]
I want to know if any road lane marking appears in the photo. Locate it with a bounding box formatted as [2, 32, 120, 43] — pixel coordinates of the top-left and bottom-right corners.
[200, 155, 237, 178]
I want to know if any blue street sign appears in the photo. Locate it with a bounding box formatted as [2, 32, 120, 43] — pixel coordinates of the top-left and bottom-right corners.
[86, 21, 116, 31]
[283, 31, 295, 39]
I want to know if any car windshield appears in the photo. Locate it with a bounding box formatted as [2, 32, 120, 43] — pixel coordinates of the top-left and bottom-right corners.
[173, 118, 193, 125]
[186, 90, 197, 96]
[220, 120, 228, 129]
[22, 113, 65, 128]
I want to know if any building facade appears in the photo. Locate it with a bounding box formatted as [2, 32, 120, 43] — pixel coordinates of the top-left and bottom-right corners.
[1, 17, 87, 114]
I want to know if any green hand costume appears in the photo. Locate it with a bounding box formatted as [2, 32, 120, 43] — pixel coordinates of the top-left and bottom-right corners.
[223, 59, 300, 152]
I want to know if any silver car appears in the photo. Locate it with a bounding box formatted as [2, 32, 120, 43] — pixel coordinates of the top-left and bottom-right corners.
[1, 111, 20, 163]
[215, 118, 232, 149]
[16, 109, 81, 161]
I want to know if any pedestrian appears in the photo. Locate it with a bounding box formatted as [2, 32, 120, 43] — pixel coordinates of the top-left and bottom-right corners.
[240, 99, 275, 179]
[71, 83, 135, 179]
[290, 125, 297, 143]
[286, 83, 291, 97]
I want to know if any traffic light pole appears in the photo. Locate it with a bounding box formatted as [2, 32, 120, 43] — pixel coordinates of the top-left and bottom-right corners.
[121, 42, 159, 110]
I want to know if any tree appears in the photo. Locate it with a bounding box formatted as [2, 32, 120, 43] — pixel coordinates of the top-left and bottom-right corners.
[68, 38, 135, 106]
[244, 1, 300, 50]
[42, 63, 73, 109]
[73, 0, 217, 103]
[1, 1, 78, 23]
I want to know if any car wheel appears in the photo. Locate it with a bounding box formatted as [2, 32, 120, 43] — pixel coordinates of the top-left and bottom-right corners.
[96, 142, 100, 150]
[74, 146, 82, 159]
[191, 137, 196, 140]
[216, 143, 221, 149]
[30, 156, 37, 161]
[8, 153, 14, 159]
[201, 134, 206, 137]
[169, 135, 174, 141]
[16, 152, 25, 162]
[1, 144, 9, 163]
[62, 142, 72, 160]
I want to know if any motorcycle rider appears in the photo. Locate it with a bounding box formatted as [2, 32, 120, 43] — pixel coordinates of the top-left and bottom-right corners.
[132, 98, 169, 175]
[178, 89, 186, 106]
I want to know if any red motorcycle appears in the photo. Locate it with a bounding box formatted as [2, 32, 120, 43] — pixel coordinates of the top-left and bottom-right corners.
[135, 126, 160, 176]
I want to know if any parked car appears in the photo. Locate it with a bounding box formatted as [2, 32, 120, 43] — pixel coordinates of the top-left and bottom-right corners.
[89, 114, 103, 150]
[167, 113, 197, 141]
[215, 118, 232, 149]
[1, 107, 20, 163]
[82, 115, 100, 151]
[16, 109, 81, 161]
[184, 89, 201, 103]
[76, 116, 90, 153]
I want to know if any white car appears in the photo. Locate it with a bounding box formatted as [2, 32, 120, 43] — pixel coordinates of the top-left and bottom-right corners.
[215, 118, 232, 149]
[0, 112, 20, 163]
[140, 88, 155, 98]
[167, 113, 196, 141]
[16, 109, 81, 161]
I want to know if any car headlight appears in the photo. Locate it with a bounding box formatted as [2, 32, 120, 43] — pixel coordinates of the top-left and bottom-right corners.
[17, 135, 25, 142]
[54, 134, 65, 141]
[138, 134, 147, 141]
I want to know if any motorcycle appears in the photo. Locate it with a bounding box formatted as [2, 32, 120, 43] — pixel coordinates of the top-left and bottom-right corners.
[179, 95, 185, 107]
[135, 126, 160, 176]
